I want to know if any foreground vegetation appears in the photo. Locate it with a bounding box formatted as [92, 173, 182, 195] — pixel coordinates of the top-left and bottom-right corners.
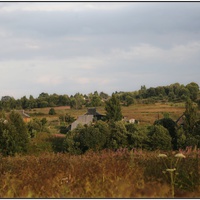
[0, 149, 199, 198]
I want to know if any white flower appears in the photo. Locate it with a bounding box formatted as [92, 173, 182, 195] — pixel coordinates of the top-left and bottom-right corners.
[175, 153, 186, 158]
[158, 153, 167, 158]
[166, 168, 176, 172]
[3, 120, 8, 124]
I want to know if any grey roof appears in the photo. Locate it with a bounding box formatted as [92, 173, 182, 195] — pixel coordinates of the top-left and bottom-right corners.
[71, 115, 93, 130]
[19, 110, 30, 118]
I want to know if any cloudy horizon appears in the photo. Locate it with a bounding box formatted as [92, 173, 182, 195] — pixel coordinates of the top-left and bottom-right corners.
[0, 2, 200, 99]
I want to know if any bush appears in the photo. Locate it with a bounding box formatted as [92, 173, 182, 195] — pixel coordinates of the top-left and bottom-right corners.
[49, 108, 56, 115]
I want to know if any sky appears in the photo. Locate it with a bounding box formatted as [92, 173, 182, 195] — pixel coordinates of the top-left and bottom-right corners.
[0, 2, 200, 99]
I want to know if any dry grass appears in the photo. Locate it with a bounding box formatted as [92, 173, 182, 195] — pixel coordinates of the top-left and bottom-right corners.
[0, 149, 199, 198]
[122, 103, 185, 124]
[25, 103, 185, 126]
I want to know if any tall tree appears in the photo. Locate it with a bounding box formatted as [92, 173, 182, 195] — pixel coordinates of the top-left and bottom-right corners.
[148, 125, 172, 150]
[0, 111, 29, 156]
[105, 94, 123, 121]
[186, 82, 199, 101]
[184, 98, 198, 133]
[154, 118, 177, 150]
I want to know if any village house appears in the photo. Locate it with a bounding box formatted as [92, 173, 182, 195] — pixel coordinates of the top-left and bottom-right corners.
[19, 110, 31, 123]
[70, 108, 105, 130]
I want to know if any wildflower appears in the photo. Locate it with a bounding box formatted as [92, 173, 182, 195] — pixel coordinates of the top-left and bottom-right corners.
[166, 168, 176, 172]
[158, 153, 167, 158]
[175, 153, 186, 158]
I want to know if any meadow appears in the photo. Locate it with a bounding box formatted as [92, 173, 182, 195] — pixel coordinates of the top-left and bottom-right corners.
[28, 102, 186, 128]
[1, 102, 199, 198]
[0, 149, 200, 198]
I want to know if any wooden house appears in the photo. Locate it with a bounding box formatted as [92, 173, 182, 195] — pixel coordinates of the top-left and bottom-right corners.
[70, 108, 105, 130]
[19, 110, 31, 123]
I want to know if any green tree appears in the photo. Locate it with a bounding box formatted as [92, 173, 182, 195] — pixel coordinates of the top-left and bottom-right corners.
[63, 122, 109, 154]
[100, 91, 109, 100]
[186, 82, 199, 101]
[105, 94, 123, 121]
[148, 125, 172, 150]
[184, 98, 198, 133]
[139, 85, 147, 98]
[154, 118, 177, 150]
[57, 95, 70, 106]
[70, 93, 85, 109]
[0, 111, 29, 156]
[49, 108, 56, 115]
[107, 121, 128, 149]
[176, 127, 187, 149]
[29, 95, 37, 108]
[87, 92, 102, 107]
[27, 118, 44, 138]
[78, 126, 107, 152]
[197, 99, 200, 110]
[125, 95, 134, 106]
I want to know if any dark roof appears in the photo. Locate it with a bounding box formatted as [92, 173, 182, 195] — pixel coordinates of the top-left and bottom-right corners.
[85, 108, 103, 116]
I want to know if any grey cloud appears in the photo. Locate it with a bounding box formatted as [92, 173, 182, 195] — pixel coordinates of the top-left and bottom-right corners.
[0, 2, 200, 98]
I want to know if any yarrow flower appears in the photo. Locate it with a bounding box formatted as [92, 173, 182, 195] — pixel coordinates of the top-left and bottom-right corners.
[158, 153, 167, 158]
[166, 168, 176, 172]
[175, 153, 186, 158]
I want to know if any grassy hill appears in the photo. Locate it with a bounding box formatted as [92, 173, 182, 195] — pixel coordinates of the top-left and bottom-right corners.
[26, 102, 186, 127]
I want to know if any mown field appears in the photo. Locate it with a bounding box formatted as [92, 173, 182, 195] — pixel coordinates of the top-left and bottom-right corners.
[1, 102, 199, 198]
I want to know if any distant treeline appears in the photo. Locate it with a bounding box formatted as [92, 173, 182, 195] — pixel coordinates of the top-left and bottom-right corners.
[0, 82, 199, 111]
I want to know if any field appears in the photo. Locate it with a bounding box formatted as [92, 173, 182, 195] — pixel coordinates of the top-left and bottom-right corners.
[28, 102, 186, 128]
[0, 149, 200, 198]
[1, 102, 199, 198]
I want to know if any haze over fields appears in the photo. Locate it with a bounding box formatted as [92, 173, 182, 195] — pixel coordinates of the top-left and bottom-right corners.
[0, 2, 200, 98]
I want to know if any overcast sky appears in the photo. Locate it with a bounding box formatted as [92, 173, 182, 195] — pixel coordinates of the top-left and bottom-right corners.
[0, 2, 200, 99]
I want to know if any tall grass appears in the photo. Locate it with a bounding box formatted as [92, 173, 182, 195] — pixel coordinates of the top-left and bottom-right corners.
[0, 149, 199, 198]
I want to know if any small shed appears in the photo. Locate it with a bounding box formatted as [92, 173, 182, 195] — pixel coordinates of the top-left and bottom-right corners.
[19, 110, 31, 123]
[129, 118, 136, 124]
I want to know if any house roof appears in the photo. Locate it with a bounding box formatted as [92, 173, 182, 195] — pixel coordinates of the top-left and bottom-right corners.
[70, 108, 104, 130]
[71, 115, 94, 130]
[85, 107, 104, 116]
[19, 110, 30, 118]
